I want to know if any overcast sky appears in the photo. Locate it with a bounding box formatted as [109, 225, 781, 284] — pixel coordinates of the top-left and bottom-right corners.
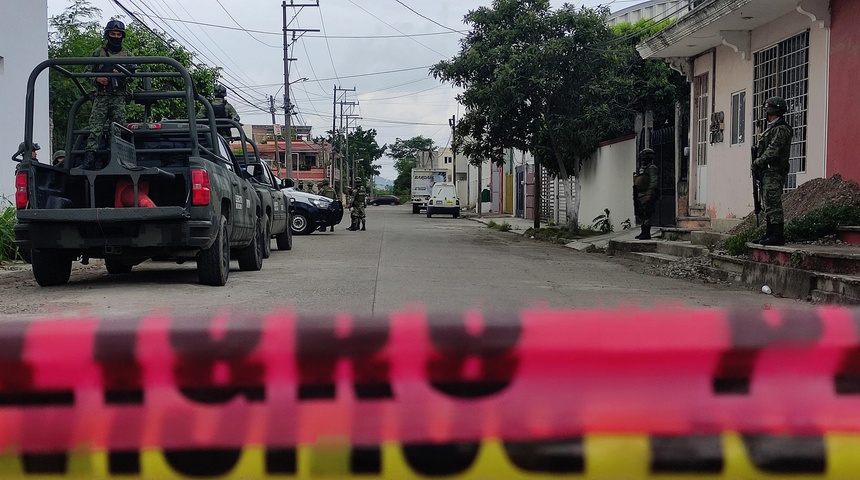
[47, 0, 617, 179]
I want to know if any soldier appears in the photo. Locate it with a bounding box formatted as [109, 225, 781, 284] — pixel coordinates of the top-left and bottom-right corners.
[17, 142, 40, 161]
[83, 20, 135, 169]
[347, 178, 367, 231]
[633, 148, 659, 240]
[752, 97, 793, 246]
[319, 179, 336, 199]
[199, 84, 240, 137]
[52, 150, 66, 168]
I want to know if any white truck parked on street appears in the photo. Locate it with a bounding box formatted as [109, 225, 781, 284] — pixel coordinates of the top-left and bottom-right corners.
[410, 168, 448, 214]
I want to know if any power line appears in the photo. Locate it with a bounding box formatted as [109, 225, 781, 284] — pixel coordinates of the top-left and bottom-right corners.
[394, 0, 464, 35]
[345, 0, 448, 58]
[214, 0, 280, 48]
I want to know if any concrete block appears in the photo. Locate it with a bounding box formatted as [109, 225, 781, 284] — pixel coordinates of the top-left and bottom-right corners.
[655, 241, 707, 258]
[710, 218, 743, 233]
[691, 230, 729, 247]
[742, 261, 813, 301]
[632, 252, 681, 265]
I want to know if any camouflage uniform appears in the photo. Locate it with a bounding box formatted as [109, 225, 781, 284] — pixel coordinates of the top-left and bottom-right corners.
[197, 85, 240, 137]
[633, 148, 659, 240]
[752, 97, 793, 246]
[348, 182, 367, 231]
[84, 21, 134, 169]
[52, 150, 66, 167]
[318, 180, 337, 232]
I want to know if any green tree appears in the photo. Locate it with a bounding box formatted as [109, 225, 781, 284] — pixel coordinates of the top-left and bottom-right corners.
[48, 0, 219, 149]
[433, 1, 685, 231]
[346, 126, 385, 183]
[387, 136, 435, 195]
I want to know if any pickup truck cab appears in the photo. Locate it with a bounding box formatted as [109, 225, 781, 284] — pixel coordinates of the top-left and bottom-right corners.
[12, 56, 262, 286]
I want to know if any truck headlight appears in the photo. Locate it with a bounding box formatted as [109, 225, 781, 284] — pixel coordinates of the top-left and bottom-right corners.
[311, 199, 330, 209]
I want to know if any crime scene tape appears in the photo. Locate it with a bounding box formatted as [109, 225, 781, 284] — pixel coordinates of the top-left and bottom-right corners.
[1, 306, 860, 478]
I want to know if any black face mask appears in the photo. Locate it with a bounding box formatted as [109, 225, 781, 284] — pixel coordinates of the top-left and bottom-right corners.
[106, 36, 123, 52]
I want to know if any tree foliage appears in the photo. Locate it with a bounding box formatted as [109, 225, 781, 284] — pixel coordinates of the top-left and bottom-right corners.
[432, 0, 687, 230]
[346, 126, 385, 183]
[48, 0, 220, 149]
[388, 136, 436, 194]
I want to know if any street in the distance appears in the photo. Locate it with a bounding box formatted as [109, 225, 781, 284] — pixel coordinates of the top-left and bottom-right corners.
[0, 205, 805, 321]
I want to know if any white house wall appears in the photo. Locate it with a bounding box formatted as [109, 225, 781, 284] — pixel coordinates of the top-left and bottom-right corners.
[579, 138, 637, 231]
[692, 6, 829, 219]
[0, 0, 49, 200]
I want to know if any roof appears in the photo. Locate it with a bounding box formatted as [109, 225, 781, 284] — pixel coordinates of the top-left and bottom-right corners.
[636, 0, 825, 59]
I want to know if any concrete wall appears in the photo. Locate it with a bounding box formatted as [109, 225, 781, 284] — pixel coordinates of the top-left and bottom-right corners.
[0, 0, 49, 201]
[579, 137, 637, 231]
[688, 3, 830, 219]
[827, 0, 860, 182]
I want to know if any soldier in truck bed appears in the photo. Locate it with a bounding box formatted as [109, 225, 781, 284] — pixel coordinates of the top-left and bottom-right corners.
[82, 20, 135, 170]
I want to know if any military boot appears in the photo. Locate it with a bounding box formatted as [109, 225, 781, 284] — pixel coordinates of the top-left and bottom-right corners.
[760, 223, 785, 246]
[637, 225, 651, 240]
[753, 221, 772, 244]
[81, 150, 96, 170]
[346, 219, 357, 231]
[360, 218, 366, 231]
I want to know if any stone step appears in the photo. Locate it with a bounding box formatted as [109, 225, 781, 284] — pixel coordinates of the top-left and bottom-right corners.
[809, 289, 860, 305]
[747, 243, 860, 276]
[607, 238, 657, 256]
[677, 216, 711, 229]
[659, 227, 692, 242]
[837, 226, 860, 245]
[655, 241, 708, 258]
[691, 230, 730, 247]
[812, 273, 860, 299]
[709, 253, 745, 276]
[630, 252, 682, 265]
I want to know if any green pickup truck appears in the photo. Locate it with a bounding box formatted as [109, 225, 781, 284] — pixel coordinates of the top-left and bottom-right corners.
[12, 56, 263, 286]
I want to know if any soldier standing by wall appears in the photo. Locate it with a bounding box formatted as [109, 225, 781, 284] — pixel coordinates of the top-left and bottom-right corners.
[347, 178, 367, 231]
[83, 20, 134, 169]
[752, 97, 793, 246]
[633, 148, 659, 240]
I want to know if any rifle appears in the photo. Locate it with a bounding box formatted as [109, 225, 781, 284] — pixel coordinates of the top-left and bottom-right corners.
[751, 145, 761, 227]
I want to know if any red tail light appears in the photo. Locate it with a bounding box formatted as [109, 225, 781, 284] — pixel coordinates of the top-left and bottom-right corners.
[15, 172, 28, 208]
[191, 169, 211, 206]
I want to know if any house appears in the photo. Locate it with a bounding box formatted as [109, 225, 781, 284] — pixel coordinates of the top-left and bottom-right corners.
[0, 1, 50, 200]
[239, 124, 338, 191]
[638, 0, 843, 225]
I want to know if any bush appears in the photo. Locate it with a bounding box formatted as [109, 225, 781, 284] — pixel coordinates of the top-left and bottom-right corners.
[0, 199, 22, 263]
[785, 204, 860, 241]
[724, 227, 761, 256]
[486, 221, 513, 232]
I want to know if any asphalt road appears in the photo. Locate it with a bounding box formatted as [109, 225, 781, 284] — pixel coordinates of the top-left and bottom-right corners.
[0, 205, 806, 320]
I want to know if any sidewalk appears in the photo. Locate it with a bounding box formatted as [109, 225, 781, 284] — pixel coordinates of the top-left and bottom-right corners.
[465, 211, 641, 252]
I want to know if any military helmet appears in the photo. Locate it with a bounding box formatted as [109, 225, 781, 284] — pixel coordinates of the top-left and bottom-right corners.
[104, 19, 126, 38]
[214, 84, 227, 98]
[639, 148, 655, 160]
[764, 97, 787, 116]
[354, 178, 363, 186]
[52, 150, 66, 162]
[18, 141, 40, 152]
[321, 179, 329, 185]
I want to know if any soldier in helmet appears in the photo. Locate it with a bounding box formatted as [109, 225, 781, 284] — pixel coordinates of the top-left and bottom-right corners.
[318, 179, 338, 232]
[52, 150, 66, 168]
[17, 142, 40, 161]
[199, 84, 240, 137]
[83, 20, 135, 169]
[347, 178, 367, 231]
[632, 148, 659, 240]
[752, 96, 793, 246]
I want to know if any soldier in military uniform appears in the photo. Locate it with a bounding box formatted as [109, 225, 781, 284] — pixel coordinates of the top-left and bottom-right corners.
[347, 178, 367, 231]
[52, 150, 66, 168]
[17, 142, 40, 162]
[199, 84, 240, 137]
[83, 20, 134, 169]
[318, 179, 337, 232]
[633, 148, 659, 240]
[752, 97, 793, 246]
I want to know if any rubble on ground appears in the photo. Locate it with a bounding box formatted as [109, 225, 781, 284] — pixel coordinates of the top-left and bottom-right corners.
[643, 255, 734, 286]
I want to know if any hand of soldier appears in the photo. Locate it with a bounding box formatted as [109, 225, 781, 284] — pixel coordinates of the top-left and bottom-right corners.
[96, 77, 109, 85]
[642, 195, 652, 202]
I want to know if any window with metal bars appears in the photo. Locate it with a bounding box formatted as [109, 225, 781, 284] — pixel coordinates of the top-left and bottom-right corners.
[753, 30, 809, 190]
[694, 73, 709, 167]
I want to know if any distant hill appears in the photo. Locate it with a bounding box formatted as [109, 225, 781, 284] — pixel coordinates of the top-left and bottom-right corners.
[373, 176, 393, 190]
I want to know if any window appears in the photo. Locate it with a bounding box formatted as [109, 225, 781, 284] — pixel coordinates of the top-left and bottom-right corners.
[444, 156, 453, 164]
[731, 91, 745, 145]
[694, 73, 709, 167]
[753, 30, 809, 189]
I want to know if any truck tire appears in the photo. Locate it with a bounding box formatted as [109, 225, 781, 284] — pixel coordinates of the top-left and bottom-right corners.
[261, 214, 272, 259]
[238, 217, 264, 271]
[412, 204, 420, 214]
[453, 210, 460, 218]
[31, 249, 72, 287]
[105, 258, 133, 274]
[426, 210, 432, 218]
[291, 212, 313, 235]
[198, 215, 230, 286]
[275, 220, 293, 250]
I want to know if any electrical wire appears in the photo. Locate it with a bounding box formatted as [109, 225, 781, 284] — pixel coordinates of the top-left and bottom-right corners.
[345, 0, 448, 58]
[215, 0, 280, 48]
[394, 0, 464, 35]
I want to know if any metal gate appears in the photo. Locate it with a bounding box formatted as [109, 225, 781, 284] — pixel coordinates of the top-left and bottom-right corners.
[639, 123, 681, 227]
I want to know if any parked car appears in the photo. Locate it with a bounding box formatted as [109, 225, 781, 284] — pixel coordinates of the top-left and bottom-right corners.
[426, 182, 460, 218]
[367, 195, 401, 206]
[282, 187, 344, 235]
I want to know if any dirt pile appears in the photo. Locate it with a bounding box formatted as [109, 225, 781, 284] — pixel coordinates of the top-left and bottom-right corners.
[728, 173, 860, 235]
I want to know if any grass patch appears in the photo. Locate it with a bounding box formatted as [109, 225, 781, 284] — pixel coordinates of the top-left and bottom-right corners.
[486, 220, 513, 232]
[0, 199, 22, 263]
[524, 225, 603, 244]
[785, 204, 860, 241]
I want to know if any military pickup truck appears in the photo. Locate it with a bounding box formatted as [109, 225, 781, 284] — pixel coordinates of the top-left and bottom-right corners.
[12, 56, 263, 286]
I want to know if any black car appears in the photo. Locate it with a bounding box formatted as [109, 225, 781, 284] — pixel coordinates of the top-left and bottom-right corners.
[281, 188, 344, 234]
[367, 195, 401, 206]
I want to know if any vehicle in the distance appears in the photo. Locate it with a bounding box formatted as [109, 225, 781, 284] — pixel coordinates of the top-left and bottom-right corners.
[367, 195, 401, 206]
[282, 187, 343, 235]
[410, 168, 448, 214]
[426, 182, 460, 218]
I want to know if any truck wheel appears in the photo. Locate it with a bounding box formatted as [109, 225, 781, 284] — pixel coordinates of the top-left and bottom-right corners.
[275, 220, 293, 250]
[198, 215, 230, 286]
[261, 214, 272, 259]
[105, 258, 133, 274]
[31, 249, 72, 287]
[238, 217, 263, 271]
[412, 204, 420, 214]
[291, 212, 313, 235]
[426, 210, 432, 218]
[453, 210, 460, 218]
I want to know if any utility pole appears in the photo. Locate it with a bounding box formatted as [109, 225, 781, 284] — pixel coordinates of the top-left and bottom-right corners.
[345, 114, 361, 189]
[282, 1, 319, 180]
[333, 86, 356, 197]
[270, 95, 281, 178]
[449, 115, 457, 192]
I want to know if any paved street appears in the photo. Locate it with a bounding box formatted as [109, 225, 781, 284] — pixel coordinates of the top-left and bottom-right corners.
[0, 205, 806, 320]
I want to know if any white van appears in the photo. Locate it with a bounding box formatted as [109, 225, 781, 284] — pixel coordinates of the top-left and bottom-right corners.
[426, 182, 460, 218]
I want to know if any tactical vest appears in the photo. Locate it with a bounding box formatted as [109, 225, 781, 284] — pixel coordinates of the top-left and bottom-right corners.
[92, 47, 132, 92]
[212, 98, 227, 118]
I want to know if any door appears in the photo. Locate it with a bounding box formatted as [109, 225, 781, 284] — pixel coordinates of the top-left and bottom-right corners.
[694, 73, 709, 206]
